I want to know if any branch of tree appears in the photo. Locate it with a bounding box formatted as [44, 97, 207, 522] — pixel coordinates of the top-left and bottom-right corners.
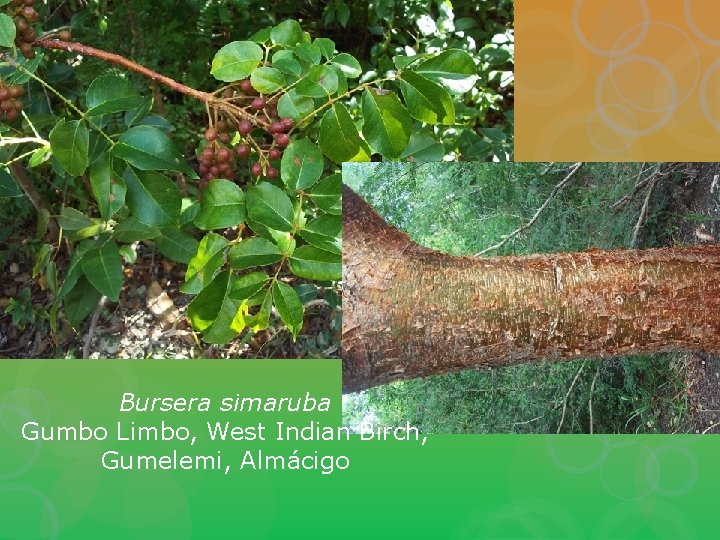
[556, 361, 586, 434]
[631, 172, 661, 247]
[82, 295, 107, 359]
[475, 162, 584, 256]
[8, 162, 58, 240]
[35, 38, 213, 103]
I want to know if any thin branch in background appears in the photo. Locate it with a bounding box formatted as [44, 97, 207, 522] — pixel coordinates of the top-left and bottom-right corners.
[556, 361, 586, 434]
[588, 364, 601, 434]
[83, 295, 107, 359]
[8, 162, 59, 240]
[476, 162, 584, 256]
[631, 172, 661, 247]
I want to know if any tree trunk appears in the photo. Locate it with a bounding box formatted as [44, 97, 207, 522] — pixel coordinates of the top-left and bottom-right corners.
[342, 185, 720, 393]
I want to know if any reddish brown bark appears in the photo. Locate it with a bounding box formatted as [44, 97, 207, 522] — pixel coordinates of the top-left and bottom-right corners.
[342, 185, 720, 393]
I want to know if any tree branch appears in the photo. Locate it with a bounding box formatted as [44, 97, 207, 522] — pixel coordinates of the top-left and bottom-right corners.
[35, 38, 213, 103]
[8, 162, 58, 240]
[475, 162, 584, 256]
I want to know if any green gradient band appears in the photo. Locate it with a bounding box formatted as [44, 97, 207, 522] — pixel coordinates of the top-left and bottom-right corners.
[0, 360, 712, 539]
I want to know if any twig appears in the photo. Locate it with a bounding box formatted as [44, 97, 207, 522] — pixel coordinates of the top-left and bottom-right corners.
[556, 361, 586, 434]
[588, 364, 601, 434]
[702, 421, 720, 434]
[8, 163, 59, 240]
[476, 162, 584, 256]
[82, 295, 107, 359]
[631, 173, 660, 247]
[35, 39, 213, 103]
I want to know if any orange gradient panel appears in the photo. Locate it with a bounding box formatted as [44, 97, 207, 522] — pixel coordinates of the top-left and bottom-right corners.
[516, 0, 720, 161]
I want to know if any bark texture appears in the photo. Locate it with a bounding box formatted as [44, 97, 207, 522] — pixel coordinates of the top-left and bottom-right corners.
[342, 185, 720, 393]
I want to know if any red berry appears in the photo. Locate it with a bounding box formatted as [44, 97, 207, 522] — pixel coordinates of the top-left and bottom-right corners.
[217, 147, 232, 162]
[269, 121, 283, 134]
[219, 133, 231, 144]
[239, 79, 253, 94]
[8, 85, 23, 98]
[205, 127, 218, 141]
[236, 144, 250, 160]
[266, 167, 278, 179]
[281, 117, 294, 131]
[251, 97, 266, 111]
[275, 133, 290, 148]
[268, 148, 282, 160]
[238, 120, 252, 135]
[6, 109, 18, 121]
[251, 162, 263, 177]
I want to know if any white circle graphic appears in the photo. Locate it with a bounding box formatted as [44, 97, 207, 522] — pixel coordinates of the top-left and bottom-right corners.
[572, 0, 650, 57]
[595, 55, 677, 137]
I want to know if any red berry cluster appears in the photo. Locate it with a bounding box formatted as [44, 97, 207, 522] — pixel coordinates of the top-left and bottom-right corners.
[198, 121, 238, 190]
[11, 0, 40, 60]
[0, 82, 24, 122]
[196, 77, 296, 190]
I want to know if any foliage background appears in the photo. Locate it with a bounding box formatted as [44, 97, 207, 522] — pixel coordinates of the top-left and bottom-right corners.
[343, 162, 691, 434]
[0, 0, 513, 357]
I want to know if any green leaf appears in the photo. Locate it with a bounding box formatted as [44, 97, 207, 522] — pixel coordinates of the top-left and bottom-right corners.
[229, 272, 270, 302]
[271, 20, 304, 47]
[458, 130, 493, 160]
[246, 182, 294, 232]
[398, 71, 455, 124]
[80, 241, 123, 302]
[273, 281, 304, 340]
[113, 217, 161, 243]
[28, 146, 51, 168]
[314, 38, 336, 59]
[289, 246, 341, 281]
[123, 168, 181, 228]
[245, 288, 273, 332]
[308, 173, 341, 215]
[32, 244, 53, 278]
[298, 215, 342, 255]
[124, 97, 153, 127]
[0, 13, 16, 48]
[0, 168, 21, 198]
[293, 42, 322, 65]
[272, 50, 303, 77]
[250, 67, 286, 94]
[86, 75, 143, 116]
[194, 179, 246, 230]
[90, 153, 126, 220]
[114, 126, 194, 175]
[228, 237, 282, 270]
[277, 90, 315, 123]
[280, 138, 324, 191]
[188, 271, 248, 344]
[361, 89, 412, 158]
[49, 120, 90, 176]
[414, 49, 479, 93]
[182, 233, 228, 294]
[155, 228, 199, 265]
[331, 53, 361, 78]
[295, 65, 338, 98]
[249, 26, 271, 44]
[58, 207, 94, 231]
[211, 41, 264, 82]
[318, 103, 369, 163]
[64, 276, 102, 327]
[480, 127, 507, 142]
[56, 240, 97, 301]
[400, 133, 445, 162]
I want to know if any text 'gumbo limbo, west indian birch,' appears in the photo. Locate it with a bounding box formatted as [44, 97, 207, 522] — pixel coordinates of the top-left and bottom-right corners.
[0, 10, 480, 345]
[341, 185, 720, 393]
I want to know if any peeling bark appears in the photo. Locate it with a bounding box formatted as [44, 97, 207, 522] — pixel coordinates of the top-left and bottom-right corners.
[342, 185, 720, 393]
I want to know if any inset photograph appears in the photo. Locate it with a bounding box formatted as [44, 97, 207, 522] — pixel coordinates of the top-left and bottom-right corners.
[0, 2, 511, 360]
[343, 162, 720, 433]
